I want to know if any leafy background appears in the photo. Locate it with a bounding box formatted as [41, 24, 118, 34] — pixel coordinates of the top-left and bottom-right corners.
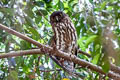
[0, 0, 120, 80]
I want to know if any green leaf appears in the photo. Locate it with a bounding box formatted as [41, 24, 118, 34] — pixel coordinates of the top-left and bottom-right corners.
[27, 27, 40, 40]
[76, 17, 84, 36]
[76, 25, 81, 37]
[92, 54, 100, 64]
[5, 18, 11, 27]
[24, 16, 37, 28]
[102, 59, 110, 73]
[36, 10, 48, 16]
[77, 37, 87, 51]
[40, 10, 48, 16]
[100, 1, 106, 10]
[25, 9, 34, 18]
[1, 0, 9, 4]
[44, 0, 52, 3]
[20, 40, 31, 50]
[35, 1, 44, 7]
[0, 8, 14, 16]
[35, 16, 42, 24]
[58, 1, 64, 10]
[107, 6, 113, 11]
[7, 70, 18, 80]
[85, 35, 97, 48]
[89, 0, 93, 4]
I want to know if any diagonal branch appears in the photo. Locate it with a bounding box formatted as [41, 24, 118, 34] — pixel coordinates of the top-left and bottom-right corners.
[78, 49, 120, 75]
[0, 24, 51, 51]
[0, 24, 120, 79]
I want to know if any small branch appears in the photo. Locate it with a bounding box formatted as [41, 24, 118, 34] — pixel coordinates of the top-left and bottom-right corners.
[0, 49, 42, 59]
[78, 49, 91, 57]
[40, 68, 61, 72]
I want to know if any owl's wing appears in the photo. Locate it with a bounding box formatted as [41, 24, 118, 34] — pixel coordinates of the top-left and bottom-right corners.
[49, 36, 80, 77]
[49, 36, 68, 70]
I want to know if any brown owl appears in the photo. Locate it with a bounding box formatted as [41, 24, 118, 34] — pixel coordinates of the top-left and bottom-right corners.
[50, 11, 78, 73]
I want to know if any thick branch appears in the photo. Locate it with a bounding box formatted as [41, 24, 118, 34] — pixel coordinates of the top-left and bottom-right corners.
[78, 49, 120, 75]
[0, 24, 49, 50]
[0, 24, 120, 79]
[51, 50, 120, 80]
[0, 49, 120, 79]
[110, 63, 120, 75]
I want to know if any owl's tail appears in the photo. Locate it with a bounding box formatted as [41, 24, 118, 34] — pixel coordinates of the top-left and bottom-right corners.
[50, 55, 80, 78]
[63, 60, 77, 76]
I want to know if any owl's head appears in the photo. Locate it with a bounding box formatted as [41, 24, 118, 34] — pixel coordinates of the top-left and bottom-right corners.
[50, 11, 67, 23]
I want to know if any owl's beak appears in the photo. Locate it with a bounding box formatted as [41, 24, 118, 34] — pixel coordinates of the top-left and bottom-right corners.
[56, 16, 59, 21]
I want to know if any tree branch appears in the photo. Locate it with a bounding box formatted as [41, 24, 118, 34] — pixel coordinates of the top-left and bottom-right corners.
[0, 24, 120, 79]
[39, 69, 61, 72]
[0, 49, 120, 79]
[0, 24, 51, 51]
[78, 49, 91, 57]
[78, 49, 120, 75]
[110, 63, 120, 75]
[0, 49, 42, 58]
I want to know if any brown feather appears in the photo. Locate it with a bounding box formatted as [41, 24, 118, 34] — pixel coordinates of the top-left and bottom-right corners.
[50, 11, 78, 73]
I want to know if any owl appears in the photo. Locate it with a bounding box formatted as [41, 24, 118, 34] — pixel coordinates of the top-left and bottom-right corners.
[50, 11, 78, 73]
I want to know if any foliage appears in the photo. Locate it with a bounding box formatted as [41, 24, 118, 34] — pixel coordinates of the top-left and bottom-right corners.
[0, 0, 120, 80]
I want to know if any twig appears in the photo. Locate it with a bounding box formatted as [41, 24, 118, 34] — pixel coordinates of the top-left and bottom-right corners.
[40, 68, 61, 72]
[78, 49, 91, 57]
